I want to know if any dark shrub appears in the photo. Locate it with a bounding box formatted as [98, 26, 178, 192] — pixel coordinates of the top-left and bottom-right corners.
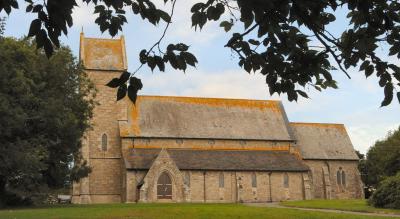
[369, 173, 400, 209]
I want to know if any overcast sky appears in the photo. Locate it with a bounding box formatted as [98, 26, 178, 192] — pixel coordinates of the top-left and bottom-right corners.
[2, 0, 400, 154]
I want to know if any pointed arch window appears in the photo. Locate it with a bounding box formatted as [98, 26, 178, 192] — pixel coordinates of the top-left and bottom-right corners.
[251, 173, 257, 188]
[337, 167, 346, 187]
[283, 173, 289, 188]
[184, 172, 190, 187]
[341, 171, 346, 186]
[101, 133, 108, 151]
[219, 172, 224, 188]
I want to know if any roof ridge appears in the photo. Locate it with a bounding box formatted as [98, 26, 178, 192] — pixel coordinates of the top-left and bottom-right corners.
[137, 95, 281, 103]
[290, 122, 345, 126]
[83, 37, 123, 41]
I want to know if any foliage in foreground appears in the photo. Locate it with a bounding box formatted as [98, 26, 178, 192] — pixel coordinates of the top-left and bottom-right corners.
[0, 37, 95, 206]
[361, 127, 400, 188]
[0, 203, 393, 219]
[369, 173, 400, 209]
[0, 17, 4, 35]
[1, 1, 400, 106]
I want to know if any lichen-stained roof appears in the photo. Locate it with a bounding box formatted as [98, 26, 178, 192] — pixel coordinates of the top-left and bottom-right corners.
[125, 148, 309, 172]
[122, 95, 294, 141]
[79, 33, 127, 71]
[290, 123, 359, 160]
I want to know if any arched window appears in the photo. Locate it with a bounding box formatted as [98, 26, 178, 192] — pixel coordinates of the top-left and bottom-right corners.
[219, 172, 224, 188]
[337, 170, 341, 185]
[283, 173, 289, 188]
[341, 171, 346, 186]
[101, 133, 107, 151]
[251, 173, 257, 188]
[184, 172, 190, 187]
[337, 167, 346, 187]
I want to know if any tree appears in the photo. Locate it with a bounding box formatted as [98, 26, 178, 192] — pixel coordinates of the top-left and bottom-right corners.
[0, 37, 95, 206]
[1, 1, 400, 105]
[363, 127, 400, 189]
[369, 173, 400, 209]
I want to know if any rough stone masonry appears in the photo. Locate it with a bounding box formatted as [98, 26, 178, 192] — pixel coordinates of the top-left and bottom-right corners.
[72, 33, 364, 204]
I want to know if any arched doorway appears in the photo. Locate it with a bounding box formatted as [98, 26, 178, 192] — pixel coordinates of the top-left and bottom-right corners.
[157, 172, 172, 199]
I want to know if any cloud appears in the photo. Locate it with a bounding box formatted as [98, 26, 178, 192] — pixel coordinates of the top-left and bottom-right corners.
[152, 0, 227, 44]
[140, 68, 269, 99]
[71, 1, 97, 28]
[347, 123, 398, 154]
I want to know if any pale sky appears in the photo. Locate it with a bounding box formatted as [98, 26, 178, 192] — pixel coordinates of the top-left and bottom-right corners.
[2, 0, 400, 154]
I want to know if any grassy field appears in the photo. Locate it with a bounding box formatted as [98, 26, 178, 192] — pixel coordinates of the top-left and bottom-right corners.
[0, 203, 396, 219]
[281, 199, 400, 215]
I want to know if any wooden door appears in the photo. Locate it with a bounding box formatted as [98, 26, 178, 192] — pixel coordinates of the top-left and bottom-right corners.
[157, 172, 172, 199]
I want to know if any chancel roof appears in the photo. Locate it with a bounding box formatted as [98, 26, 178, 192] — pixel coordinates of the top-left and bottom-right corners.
[125, 149, 309, 172]
[79, 33, 127, 71]
[121, 95, 294, 141]
[290, 123, 359, 160]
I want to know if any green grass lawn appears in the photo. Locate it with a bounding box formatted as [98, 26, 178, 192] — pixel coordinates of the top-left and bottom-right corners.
[281, 199, 400, 215]
[0, 203, 396, 219]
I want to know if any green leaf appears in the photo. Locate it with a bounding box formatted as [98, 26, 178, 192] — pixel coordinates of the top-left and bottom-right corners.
[32, 4, 42, 12]
[397, 92, 400, 104]
[117, 84, 127, 101]
[139, 49, 147, 64]
[131, 3, 140, 14]
[175, 43, 189, 51]
[181, 51, 198, 67]
[287, 90, 298, 102]
[147, 56, 156, 71]
[128, 77, 143, 104]
[26, 5, 33, 12]
[128, 85, 138, 104]
[158, 9, 171, 23]
[248, 39, 260, 46]
[381, 83, 393, 107]
[219, 21, 233, 32]
[177, 55, 187, 71]
[106, 78, 121, 88]
[360, 60, 370, 71]
[28, 19, 41, 37]
[130, 77, 143, 90]
[365, 65, 374, 78]
[119, 71, 131, 83]
[389, 43, 400, 56]
[191, 3, 205, 13]
[297, 90, 309, 98]
[43, 37, 53, 58]
[243, 59, 251, 73]
[154, 56, 165, 71]
[94, 5, 105, 13]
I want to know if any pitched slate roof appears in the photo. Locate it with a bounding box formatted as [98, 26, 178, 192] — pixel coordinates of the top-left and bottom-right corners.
[121, 96, 294, 141]
[79, 33, 127, 71]
[125, 148, 309, 172]
[290, 123, 359, 160]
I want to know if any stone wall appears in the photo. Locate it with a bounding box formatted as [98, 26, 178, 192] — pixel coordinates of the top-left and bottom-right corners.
[126, 167, 307, 203]
[305, 160, 364, 199]
[72, 70, 127, 204]
[123, 159, 362, 203]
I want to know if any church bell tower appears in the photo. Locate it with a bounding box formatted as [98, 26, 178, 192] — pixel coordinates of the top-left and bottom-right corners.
[72, 32, 128, 203]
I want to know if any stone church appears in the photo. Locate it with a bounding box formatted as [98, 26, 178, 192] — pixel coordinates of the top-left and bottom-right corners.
[72, 34, 364, 204]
